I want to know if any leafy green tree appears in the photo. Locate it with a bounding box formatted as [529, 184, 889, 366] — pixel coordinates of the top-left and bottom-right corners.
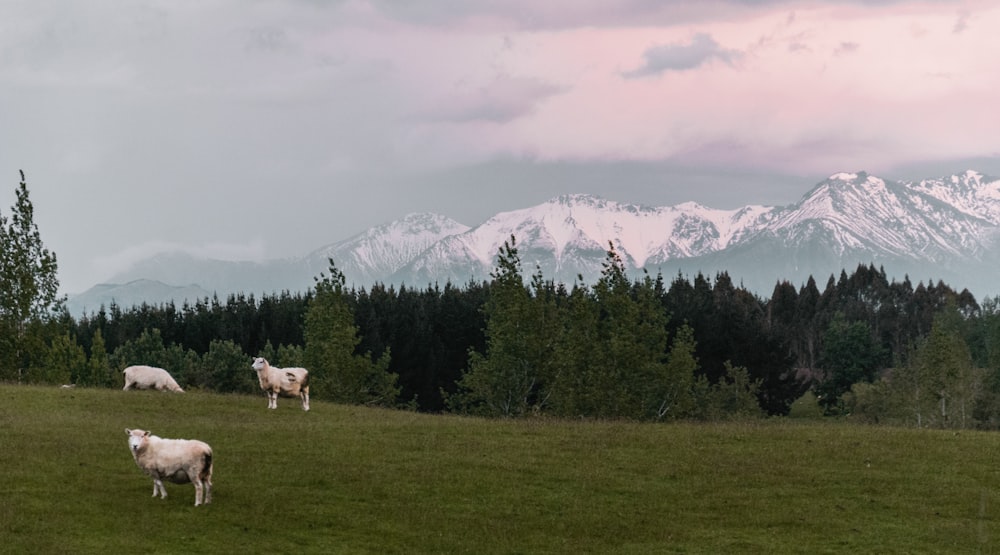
[584, 244, 671, 419]
[202, 339, 254, 394]
[304, 260, 398, 406]
[547, 281, 599, 417]
[693, 362, 764, 421]
[894, 306, 981, 428]
[275, 343, 305, 368]
[33, 332, 85, 385]
[109, 328, 169, 373]
[814, 313, 885, 414]
[843, 379, 892, 425]
[713, 362, 764, 419]
[0, 171, 62, 381]
[454, 236, 552, 416]
[258, 341, 278, 365]
[656, 324, 698, 419]
[161, 344, 201, 389]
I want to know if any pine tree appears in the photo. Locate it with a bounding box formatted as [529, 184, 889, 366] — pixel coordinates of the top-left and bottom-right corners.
[0, 171, 62, 381]
[85, 328, 113, 388]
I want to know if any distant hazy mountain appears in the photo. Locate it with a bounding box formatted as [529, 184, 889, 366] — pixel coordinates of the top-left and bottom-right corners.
[66, 280, 213, 316]
[66, 170, 1000, 315]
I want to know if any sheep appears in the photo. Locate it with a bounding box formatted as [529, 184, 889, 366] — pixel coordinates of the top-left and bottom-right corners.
[123, 365, 184, 393]
[251, 357, 310, 411]
[125, 428, 213, 506]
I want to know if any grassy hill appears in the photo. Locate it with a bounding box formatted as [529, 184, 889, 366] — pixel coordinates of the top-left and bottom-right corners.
[2, 384, 998, 553]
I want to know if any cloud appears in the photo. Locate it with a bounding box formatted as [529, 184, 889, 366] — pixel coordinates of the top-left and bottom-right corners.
[834, 41, 860, 55]
[623, 33, 741, 78]
[90, 240, 268, 283]
[953, 10, 970, 33]
[418, 75, 566, 123]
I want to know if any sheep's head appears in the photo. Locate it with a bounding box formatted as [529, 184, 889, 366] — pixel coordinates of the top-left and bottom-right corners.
[251, 357, 268, 372]
[125, 428, 151, 454]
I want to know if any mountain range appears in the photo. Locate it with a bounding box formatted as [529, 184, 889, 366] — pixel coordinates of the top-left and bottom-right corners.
[65, 170, 1000, 316]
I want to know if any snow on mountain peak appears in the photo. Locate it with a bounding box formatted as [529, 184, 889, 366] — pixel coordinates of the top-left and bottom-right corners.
[71, 167, 1000, 314]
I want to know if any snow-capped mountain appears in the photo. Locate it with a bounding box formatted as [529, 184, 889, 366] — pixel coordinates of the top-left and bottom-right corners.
[670, 170, 1000, 294]
[390, 194, 773, 287]
[764, 171, 996, 260]
[304, 213, 471, 285]
[66, 170, 1000, 315]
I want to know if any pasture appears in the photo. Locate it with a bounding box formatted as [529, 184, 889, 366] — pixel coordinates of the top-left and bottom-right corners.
[2, 384, 999, 554]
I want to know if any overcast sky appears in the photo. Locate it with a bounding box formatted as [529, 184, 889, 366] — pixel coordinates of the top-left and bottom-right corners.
[2, 0, 998, 294]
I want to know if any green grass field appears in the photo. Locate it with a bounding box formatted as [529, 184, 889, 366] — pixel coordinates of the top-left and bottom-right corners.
[2, 384, 999, 554]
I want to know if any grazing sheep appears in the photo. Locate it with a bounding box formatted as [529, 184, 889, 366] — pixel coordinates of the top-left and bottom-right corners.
[125, 428, 213, 506]
[123, 365, 184, 393]
[251, 357, 310, 411]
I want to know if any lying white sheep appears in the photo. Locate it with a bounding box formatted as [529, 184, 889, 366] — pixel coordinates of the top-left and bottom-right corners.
[123, 365, 184, 393]
[251, 357, 310, 411]
[125, 428, 213, 506]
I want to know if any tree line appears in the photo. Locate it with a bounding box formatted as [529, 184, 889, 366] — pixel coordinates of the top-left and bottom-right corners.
[4, 173, 1000, 426]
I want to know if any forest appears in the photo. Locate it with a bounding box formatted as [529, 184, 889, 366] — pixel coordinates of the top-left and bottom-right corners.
[3, 174, 1000, 426]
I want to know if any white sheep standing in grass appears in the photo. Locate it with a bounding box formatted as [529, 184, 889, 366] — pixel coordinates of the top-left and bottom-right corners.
[251, 357, 310, 411]
[125, 428, 213, 506]
[122, 365, 184, 392]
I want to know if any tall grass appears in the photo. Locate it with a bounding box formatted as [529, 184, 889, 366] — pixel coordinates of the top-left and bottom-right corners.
[1, 384, 998, 553]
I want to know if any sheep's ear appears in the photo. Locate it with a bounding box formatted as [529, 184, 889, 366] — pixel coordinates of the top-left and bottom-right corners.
[144, 431, 151, 437]
[125, 428, 131, 435]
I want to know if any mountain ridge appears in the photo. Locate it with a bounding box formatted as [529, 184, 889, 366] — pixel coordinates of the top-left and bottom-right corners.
[65, 170, 1000, 315]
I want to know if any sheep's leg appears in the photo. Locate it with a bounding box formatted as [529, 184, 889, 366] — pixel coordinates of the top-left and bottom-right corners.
[269, 391, 278, 409]
[301, 388, 310, 411]
[193, 480, 203, 506]
[203, 476, 212, 504]
[153, 479, 167, 499]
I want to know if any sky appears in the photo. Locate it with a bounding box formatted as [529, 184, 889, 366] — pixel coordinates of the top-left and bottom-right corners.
[1, 0, 999, 294]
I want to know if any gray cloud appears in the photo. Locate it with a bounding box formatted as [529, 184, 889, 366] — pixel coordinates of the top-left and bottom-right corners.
[953, 10, 970, 33]
[834, 41, 860, 55]
[360, 0, 929, 30]
[623, 33, 741, 78]
[418, 76, 566, 124]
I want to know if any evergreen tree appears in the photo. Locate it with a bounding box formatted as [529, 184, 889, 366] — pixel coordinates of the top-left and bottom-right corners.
[304, 260, 398, 406]
[85, 328, 113, 388]
[0, 171, 62, 381]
